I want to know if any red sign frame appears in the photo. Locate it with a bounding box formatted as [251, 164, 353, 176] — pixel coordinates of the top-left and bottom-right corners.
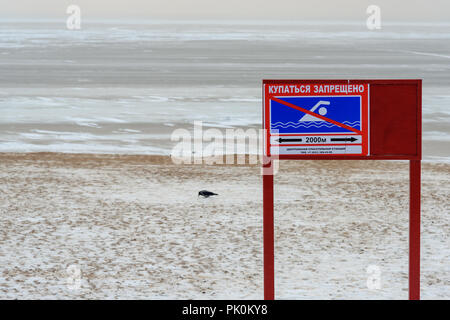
[263, 79, 421, 160]
[262, 79, 422, 300]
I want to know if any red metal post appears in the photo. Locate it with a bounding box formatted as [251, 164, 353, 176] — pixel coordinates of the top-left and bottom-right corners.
[409, 159, 421, 300]
[263, 161, 275, 300]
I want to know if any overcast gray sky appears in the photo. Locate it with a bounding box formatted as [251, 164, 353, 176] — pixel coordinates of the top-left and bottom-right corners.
[1, 0, 449, 21]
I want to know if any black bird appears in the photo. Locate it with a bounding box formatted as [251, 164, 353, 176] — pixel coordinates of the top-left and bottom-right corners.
[198, 190, 218, 198]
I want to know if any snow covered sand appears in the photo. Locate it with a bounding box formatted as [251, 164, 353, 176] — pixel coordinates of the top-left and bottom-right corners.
[0, 153, 448, 299]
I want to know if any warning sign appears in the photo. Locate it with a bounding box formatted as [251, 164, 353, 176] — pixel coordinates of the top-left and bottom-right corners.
[264, 82, 369, 156]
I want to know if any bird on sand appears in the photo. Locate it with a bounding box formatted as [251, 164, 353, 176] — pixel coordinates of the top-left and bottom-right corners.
[198, 190, 218, 198]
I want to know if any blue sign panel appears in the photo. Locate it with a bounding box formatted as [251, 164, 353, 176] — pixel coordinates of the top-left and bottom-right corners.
[270, 96, 361, 134]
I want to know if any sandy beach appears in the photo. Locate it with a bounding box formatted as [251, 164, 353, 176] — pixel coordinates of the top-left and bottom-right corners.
[0, 153, 448, 299]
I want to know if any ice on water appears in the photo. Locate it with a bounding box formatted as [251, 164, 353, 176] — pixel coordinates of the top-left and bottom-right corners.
[0, 20, 449, 159]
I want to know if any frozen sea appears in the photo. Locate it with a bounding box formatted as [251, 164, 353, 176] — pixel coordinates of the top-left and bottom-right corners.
[0, 20, 449, 160]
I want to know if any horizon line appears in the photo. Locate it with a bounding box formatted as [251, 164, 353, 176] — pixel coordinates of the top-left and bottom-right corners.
[1, 17, 450, 26]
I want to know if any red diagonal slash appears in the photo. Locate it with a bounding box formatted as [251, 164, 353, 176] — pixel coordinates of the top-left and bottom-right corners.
[271, 97, 362, 134]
